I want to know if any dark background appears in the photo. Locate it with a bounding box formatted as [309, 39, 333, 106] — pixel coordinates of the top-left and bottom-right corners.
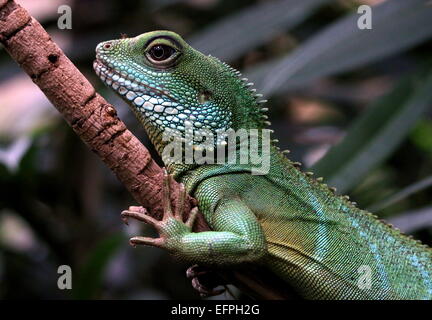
[0, 0, 431, 299]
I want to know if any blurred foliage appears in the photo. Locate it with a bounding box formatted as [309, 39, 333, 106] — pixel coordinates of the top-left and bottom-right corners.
[0, 0, 431, 299]
[312, 70, 432, 193]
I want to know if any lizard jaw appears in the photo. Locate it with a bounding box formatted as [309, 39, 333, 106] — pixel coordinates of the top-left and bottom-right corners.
[93, 59, 230, 136]
[93, 59, 186, 128]
[93, 59, 176, 102]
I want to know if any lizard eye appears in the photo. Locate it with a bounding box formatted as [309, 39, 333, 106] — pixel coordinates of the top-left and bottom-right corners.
[147, 44, 176, 63]
[144, 36, 182, 68]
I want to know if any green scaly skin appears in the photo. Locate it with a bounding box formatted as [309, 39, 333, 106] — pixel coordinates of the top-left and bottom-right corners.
[94, 30, 432, 299]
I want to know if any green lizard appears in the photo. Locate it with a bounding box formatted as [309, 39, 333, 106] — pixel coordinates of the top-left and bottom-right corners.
[93, 30, 432, 299]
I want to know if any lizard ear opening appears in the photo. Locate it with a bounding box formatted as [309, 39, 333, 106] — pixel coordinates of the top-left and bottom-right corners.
[198, 90, 212, 104]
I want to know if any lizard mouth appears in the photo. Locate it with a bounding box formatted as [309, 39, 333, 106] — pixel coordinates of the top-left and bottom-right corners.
[93, 58, 188, 129]
[93, 59, 178, 104]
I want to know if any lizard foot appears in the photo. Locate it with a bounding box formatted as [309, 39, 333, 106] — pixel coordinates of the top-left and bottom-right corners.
[186, 265, 226, 297]
[120, 169, 199, 250]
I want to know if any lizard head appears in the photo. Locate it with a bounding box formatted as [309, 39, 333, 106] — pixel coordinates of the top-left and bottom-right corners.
[94, 30, 268, 156]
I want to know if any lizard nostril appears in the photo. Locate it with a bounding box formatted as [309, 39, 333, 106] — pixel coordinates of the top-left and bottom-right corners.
[103, 42, 113, 50]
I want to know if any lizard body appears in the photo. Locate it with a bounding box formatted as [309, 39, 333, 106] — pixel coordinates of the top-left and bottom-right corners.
[94, 30, 432, 299]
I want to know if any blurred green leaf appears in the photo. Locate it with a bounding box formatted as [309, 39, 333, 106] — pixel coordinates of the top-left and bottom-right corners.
[310, 70, 432, 193]
[246, 0, 432, 95]
[73, 234, 124, 299]
[368, 175, 432, 212]
[410, 119, 432, 155]
[188, 0, 329, 62]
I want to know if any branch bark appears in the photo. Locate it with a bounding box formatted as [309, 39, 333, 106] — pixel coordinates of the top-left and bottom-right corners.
[0, 0, 202, 225]
[0, 0, 296, 299]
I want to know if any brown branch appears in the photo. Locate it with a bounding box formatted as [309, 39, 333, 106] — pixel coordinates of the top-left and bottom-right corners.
[0, 0, 199, 224]
[0, 0, 296, 299]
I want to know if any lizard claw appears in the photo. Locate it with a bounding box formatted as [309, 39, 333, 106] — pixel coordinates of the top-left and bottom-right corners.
[129, 236, 165, 248]
[121, 206, 158, 226]
[120, 169, 198, 250]
[186, 265, 227, 297]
